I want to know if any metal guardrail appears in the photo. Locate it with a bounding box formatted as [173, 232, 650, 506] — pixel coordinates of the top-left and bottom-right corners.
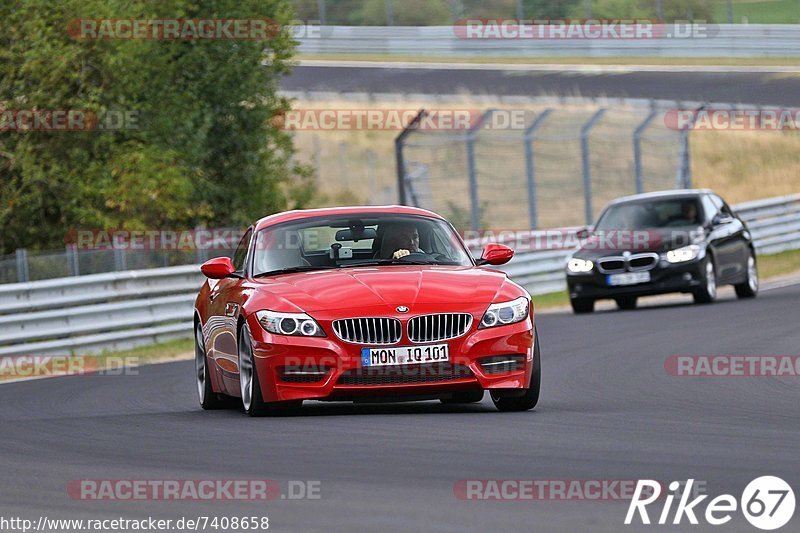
[297, 24, 800, 58]
[0, 195, 798, 356]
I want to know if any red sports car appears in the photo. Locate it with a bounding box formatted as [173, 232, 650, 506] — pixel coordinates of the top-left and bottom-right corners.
[193, 206, 540, 416]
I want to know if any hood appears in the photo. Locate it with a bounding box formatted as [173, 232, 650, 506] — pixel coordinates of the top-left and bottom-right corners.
[577, 227, 704, 257]
[245, 265, 511, 313]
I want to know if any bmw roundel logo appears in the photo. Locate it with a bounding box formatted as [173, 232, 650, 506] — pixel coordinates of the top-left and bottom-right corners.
[396, 306, 409, 313]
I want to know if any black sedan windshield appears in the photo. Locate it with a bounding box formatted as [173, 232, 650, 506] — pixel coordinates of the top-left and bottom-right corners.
[595, 198, 703, 230]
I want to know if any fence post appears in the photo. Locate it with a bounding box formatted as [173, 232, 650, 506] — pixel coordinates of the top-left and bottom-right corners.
[317, 0, 327, 25]
[395, 109, 427, 206]
[338, 142, 349, 190]
[675, 103, 702, 189]
[580, 108, 607, 225]
[66, 244, 80, 276]
[466, 110, 493, 231]
[114, 248, 127, 271]
[633, 105, 658, 194]
[367, 149, 377, 204]
[523, 108, 553, 230]
[515, 0, 524, 19]
[15, 248, 29, 283]
[386, 0, 394, 25]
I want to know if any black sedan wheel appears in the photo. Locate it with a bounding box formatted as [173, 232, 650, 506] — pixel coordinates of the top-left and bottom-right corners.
[693, 257, 717, 304]
[570, 298, 594, 314]
[735, 251, 759, 299]
[615, 296, 638, 310]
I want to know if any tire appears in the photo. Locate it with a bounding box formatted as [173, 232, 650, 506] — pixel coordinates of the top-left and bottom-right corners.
[615, 296, 638, 310]
[693, 256, 717, 304]
[238, 323, 301, 417]
[195, 322, 227, 410]
[570, 298, 594, 314]
[441, 390, 484, 404]
[734, 251, 758, 299]
[491, 328, 541, 412]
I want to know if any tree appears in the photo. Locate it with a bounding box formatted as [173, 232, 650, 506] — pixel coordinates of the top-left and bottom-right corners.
[0, 0, 312, 253]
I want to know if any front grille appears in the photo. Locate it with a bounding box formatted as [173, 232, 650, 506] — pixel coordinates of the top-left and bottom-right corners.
[332, 317, 402, 345]
[408, 313, 472, 343]
[597, 253, 659, 274]
[628, 253, 659, 271]
[479, 355, 526, 374]
[597, 258, 626, 274]
[336, 363, 473, 386]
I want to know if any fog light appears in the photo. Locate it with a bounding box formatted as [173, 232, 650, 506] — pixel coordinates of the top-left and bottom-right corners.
[683, 273, 693, 281]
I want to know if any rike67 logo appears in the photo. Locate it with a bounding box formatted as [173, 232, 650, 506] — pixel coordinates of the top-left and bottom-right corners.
[626, 477, 795, 530]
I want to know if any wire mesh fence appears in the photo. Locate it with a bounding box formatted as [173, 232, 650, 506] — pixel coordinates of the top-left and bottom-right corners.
[397, 101, 689, 231]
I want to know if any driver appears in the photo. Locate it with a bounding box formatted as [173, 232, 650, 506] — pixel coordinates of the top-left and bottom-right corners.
[382, 223, 421, 259]
[682, 202, 699, 225]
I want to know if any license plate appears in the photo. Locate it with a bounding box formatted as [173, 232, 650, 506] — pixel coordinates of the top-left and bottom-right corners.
[607, 271, 651, 286]
[361, 344, 450, 367]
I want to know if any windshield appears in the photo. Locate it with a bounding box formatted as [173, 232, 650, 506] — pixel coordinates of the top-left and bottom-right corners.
[595, 198, 703, 230]
[251, 214, 473, 276]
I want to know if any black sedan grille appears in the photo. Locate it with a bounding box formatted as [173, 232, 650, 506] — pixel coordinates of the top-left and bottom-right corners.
[597, 253, 659, 274]
[336, 363, 473, 386]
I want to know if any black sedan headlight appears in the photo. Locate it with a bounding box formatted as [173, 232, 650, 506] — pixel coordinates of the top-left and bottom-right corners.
[479, 296, 529, 329]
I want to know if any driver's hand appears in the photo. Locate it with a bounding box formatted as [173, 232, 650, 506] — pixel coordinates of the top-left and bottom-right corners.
[392, 249, 411, 259]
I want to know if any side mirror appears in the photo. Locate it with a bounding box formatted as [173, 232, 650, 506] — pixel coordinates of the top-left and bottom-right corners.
[477, 243, 514, 266]
[201, 257, 236, 279]
[712, 213, 734, 226]
[576, 227, 592, 239]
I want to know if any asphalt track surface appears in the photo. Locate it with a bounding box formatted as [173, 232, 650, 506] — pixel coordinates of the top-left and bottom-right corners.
[283, 65, 800, 106]
[2, 283, 799, 532]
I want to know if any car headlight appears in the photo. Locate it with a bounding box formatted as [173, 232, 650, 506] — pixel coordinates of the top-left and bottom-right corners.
[256, 310, 325, 337]
[567, 257, 594, 273]
[666, 245, 700, 264]
[479, 296, 529, 329]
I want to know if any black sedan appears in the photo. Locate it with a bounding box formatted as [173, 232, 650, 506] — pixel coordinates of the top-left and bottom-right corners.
[566, 189, 758, 313]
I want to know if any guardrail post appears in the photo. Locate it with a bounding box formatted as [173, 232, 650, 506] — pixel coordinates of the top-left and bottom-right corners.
[15, 248, 29, 282]
[466, 110, 494, 231]
[524, 109, 553, 230]
[580, 108, 607, 225]
[633, 104, 658, 194]
[66, 244, 80, 276]
[395, 109, 426, 206]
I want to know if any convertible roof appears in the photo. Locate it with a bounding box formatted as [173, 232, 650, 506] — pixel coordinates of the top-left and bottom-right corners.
[253, 205, 445, 231]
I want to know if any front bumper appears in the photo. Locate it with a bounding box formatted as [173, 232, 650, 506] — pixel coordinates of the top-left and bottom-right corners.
[247, 313, 535, 403]
[566, 258, 705, 300]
